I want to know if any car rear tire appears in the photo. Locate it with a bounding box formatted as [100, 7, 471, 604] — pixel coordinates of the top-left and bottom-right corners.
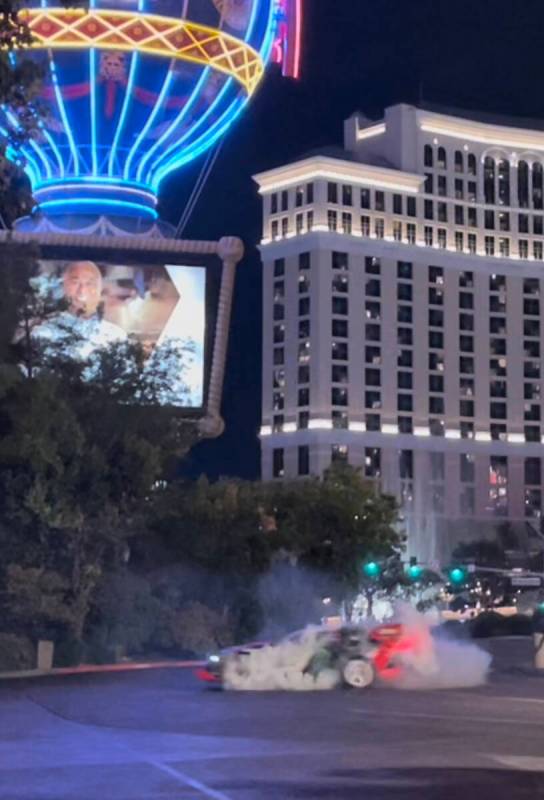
[342, 658, 375, 689]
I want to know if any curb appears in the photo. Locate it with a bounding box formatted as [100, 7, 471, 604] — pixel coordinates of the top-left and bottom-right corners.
[0, 660, 205, 681]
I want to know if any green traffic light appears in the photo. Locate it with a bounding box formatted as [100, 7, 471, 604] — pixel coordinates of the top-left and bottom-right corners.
[449, 567, 466, 584]
[363, 561, 381, 578]
[408, 564, 424, 581]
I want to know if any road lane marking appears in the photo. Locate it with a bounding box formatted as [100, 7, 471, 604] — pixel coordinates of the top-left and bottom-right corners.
[149, 760, 233, 800]
[489, 755, 544, 772]
[352, 709, 544, 727]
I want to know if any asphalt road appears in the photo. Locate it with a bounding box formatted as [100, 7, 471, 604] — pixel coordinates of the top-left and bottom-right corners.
[1, 638, 544, 800]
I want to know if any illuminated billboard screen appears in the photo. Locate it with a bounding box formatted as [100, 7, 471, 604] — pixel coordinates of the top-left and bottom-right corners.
[25, 259, 206, 408]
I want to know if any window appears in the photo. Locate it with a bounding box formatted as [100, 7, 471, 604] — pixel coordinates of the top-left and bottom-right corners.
[299, 411, 309, 430]
[468, 153, 477, 175]
[490, 358, 507, 377]
[490, 402, 507, 419]
[430, 452, 445, 481]
[365, 447, 381, 478]
[489, 317, 506, 335]
[398, 306, 413, 323]
[455, 150, 464, 173]
[429, 352, 444, 371]
[499, 211, 510, 231]
[438, 229, 447, 248]
[498, 159, 510, 205]
[459, 313, 474, 331]
[429, 419, 445, 437]
[298, 252, 311, 271]
[460, 335, 474, 352]
[366, 391, 381, 409]
[425, 173, 433, 194]
[484, 156, 495, 204]
[332, 341, 348, 360]
[524, 319, 540, 338]
[273, 303, 284, 321]
[460, 377, 474, 397]
[524, 278, 540, 295]
[366, 324, 380, 344]
[524, 298, 540, 316]
[273, 258, 285, 277]
[332, 296, 348, 315]
[429, 287, 444, 305]
[397, 283, 412, 302]
[525, 404, 541, 422]
[298, 387, 310, 407]
[399, 327, 413, 346]
[437, 202, 447, 222]
[271, 193, 278, 214]
[467, 207, 478, 227]
[533, 163, 543, 210]
[342, 212, 352, 234]
[298, 341, 310, 363]
[438, 175, 447, 196]
[424, 144, 433, 167]
[398, 417, 413, 434]
[365, 301, 381, 321]
[460, 400, 474, 417]
[407, 223, 416, 244]
[397, 261, 412, 280]
[273, 392, 284, 411]
[299, 319, 310, 338]
[298, 365, 310, 384]
[273, 368, 285, 388]
[374, 218, 385, 238]
[327, 182, 338, 203]
[455, 178, 464, 199]
[281, 190, 288, 211]
[273, 347, 284, 365]
[366, 278, 381, 297]
[429, 374, 444, 392]
[424, 226, 433, 246]
[468, 233, 477, 254]
[429, 309, 444, 327]
[429, 396, 444, 414]
[499, 238, 510, 257]
[518, 161, 529, 207]
[366, 346, 381, 365]
[455, 232, 464, 252]
[525, 458, 542, 485]
[307, 211, 314, 230]
[460, 453, 475, 483]
[459, 271, 474, 288]
[327, 210, 337, 231]
[399, 450, 413, 480]
[332, 273, 348, 293]
[366, 368, 381, 387]
[332, 251, 348, 270]
[332, 364, 348, 383]
[407, 197, 416, 217]
[273, 448, 284, 478]
[455, 205, 464, 225]
[399, 349, 413, 368]
[460, 487, 476, 515]
[361, 188, 370, 209]
[332, 410, 348, 430]
[332, 319, 348, 337]
[366, 414, 380, 432]
[307, 183, 314, 204]
[299, 297, 310, 316]
[460, 421, 475, 439]
[393, 221, 402, 241]
[295, 214, 304, 235]
[490, 338, 507, 356]
[273, 325, 285, 344]
[298, 446, 310, 476]
[342, 185, 353, 206]
[272, 415, 284, 433]
[361, 216, 370, 236]
[489, 456, 508, 516]
[460, 356, 474, 374]
[535, 241, 544, 260]
[365, 256, 380, 274]
[393, 194, 403, 214]
[331, 387, 348, 406]
[437, 147, 447, 169]
[398, 372, 413, 389]
[398, 394, 413, 412]
[295, 185, 304, 207]
[485, 210, 495, 230]
[299, 273, 310, 294]
[424, 199, 434, 220]
[375, 191, 385, 212]
[331, 445, 349, 465]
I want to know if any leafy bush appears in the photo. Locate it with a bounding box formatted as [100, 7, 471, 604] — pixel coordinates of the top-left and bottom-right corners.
[169, 603, 234, 657]
[0, 633, 35, 671]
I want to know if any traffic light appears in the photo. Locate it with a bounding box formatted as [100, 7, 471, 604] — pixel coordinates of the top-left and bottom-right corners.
[362, 561, 381, 579]
[407, 561, 424, 581]
[448, 566, 467, 585]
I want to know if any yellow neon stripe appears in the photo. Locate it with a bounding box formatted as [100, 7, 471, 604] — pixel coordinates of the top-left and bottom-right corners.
[18, 8, 264, 94]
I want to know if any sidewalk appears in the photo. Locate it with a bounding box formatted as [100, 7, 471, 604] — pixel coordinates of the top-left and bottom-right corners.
[0, 658, 204, 681]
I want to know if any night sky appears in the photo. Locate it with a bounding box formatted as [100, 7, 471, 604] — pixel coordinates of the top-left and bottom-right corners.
[161, 0, 544, 480]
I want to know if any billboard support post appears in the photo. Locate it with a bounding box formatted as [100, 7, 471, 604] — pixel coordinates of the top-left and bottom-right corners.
[200, 236, 244, 438]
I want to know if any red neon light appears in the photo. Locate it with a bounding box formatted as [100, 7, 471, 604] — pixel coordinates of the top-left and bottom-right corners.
[272, 0, 302, 79]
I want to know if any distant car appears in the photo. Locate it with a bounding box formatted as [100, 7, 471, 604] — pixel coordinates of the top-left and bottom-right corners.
[196, 623, 435, 691]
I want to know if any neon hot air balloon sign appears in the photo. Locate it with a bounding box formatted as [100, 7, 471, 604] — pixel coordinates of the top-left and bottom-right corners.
[2, 0, 302, 220]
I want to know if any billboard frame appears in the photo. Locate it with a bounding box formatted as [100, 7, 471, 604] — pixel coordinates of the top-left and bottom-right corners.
[0, 229, 243, 440]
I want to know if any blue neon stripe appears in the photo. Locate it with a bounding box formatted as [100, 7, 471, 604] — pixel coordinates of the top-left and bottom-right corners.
[39, 197, 158, 218]
[260, 0, 277, 63]
[3, 108, 50, 180]
[151, 95, 244, 190]
[49, 54, 79, 176]
[124, 61, 175, 181]
[149, 75, 234, 181]
[136, 66, 210, 184]
[108, 0, 144, 176]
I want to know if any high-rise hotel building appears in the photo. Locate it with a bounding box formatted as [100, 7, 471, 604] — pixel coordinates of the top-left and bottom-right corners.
[254, 104, 544, 563]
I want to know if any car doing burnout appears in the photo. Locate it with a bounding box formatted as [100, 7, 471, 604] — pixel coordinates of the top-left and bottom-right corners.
[196, 623, 436, 691]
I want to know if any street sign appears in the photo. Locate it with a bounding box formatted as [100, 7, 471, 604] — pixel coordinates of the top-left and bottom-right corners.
[510, 576, 542, 588]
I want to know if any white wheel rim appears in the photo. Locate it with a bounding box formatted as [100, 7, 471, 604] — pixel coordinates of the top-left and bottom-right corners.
[343, 659, 374, 688]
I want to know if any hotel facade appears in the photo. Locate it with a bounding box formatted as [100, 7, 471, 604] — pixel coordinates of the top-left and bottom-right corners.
[255, 104, 544, 564]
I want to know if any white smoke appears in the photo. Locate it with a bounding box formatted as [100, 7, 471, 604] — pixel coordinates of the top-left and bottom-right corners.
[222, 627, 341, 691]
[222, 604, 492, 692]
[392, 604, 492, 690]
